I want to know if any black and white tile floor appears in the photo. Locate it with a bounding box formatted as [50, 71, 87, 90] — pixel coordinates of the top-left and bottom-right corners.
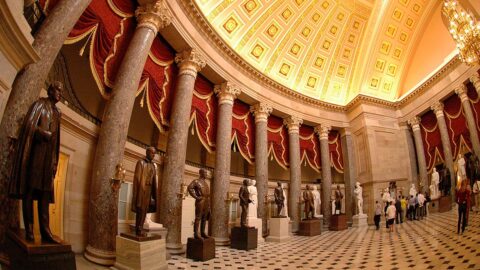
[168, 210, 480, 270]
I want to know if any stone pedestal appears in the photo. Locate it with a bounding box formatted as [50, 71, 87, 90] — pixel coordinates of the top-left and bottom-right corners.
[329, 214, 347, 231]
[352, 214, 368, 227]
[429, 198, 440, 213]
[439, 196, 452, 213]
[128, 222, 169, 259]
[246, 217, 264, 243]
[186, 237, 215, 261]
[266, 217, 291, 242]
[6, 230, 76, 270]
[113, 233, 167, 270]
[230, 227, 257, 251]
[298, 219, 321, 236]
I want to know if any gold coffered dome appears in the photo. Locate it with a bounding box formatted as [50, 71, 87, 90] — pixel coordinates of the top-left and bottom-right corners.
[194, 0, 436, 105]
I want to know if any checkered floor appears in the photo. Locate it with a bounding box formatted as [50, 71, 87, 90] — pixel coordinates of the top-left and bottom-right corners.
[168, 210, 480, 270]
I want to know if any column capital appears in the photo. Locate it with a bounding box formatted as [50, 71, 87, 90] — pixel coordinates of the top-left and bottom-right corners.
[250, 103, 273, 123]
[430, 101, 445, 118]
[314, 125, 331, 140]
[214, 82, 241, 105]
[455, 84, 469, 102]
[135, 0, 172, 33]
[283, 116, 303, 134]
[175, 49, 206, 77]
[470, 74, 480, 92]
[407, 116, 421, 131]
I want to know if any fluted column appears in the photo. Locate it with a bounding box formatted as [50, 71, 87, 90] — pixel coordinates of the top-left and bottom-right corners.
[316, 125, 332, 227]
[470, 74, 480, 94]
[455, 84, 480, 156]
[84, 2, 171, 265]
[158, 49, 206, 254]
[0, 0, 92, 244]
[250, 103, 273, 236]
[210, 82, 241, 246]
[408, 117, 428, 189]
[284, 116, 302, 232]
[340, 129, 356, 226]
[431, 101, 455, 187]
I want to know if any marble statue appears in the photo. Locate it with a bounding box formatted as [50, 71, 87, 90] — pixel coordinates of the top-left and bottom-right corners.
[8, 81, 63, 243]
[239, 179, 252, 227]
[247, 179, 258, 219]
[354, 182, 364, 215]
[334, 185, 343, 215]
[303, 185, 315, 219]
[187, 168, 211, 239]
[132, 147, 158, 236]
[382, 188, 391, 213]
[431, 168, 440, 199]
[282, 183, 288, 217]
[409, 184, 417, 197]
[457, 154, 466, 181]
[274, 182, 286, 217]
[312, 185, 321, 217]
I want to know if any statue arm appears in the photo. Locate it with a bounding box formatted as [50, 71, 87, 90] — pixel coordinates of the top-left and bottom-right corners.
[131, 161, 143, 212]
[187, 181, 200, 200]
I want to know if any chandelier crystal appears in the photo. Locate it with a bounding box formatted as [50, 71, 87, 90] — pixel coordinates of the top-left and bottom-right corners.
[442, 0, 480, 66]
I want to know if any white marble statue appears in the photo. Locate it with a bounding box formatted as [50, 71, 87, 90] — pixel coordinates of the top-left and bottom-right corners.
[431, 168, 440, 199]
[382, 188, 391, 204]
[312, 185, 321, 217]
[247, 179, 258, 218]
[409, 184, 417, 197]
[457, 154, 466, 181]
[354, 182, 364, 215]
[281, 183, 288, 217]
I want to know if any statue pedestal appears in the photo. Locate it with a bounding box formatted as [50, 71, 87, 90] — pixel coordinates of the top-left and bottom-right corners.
[266, 217, 291, 242]
[298, 219, 321, 236]
[246, 217, 264, 243]
[6, 230, 76, 270]
[129, 223, 169, 259]
[230, 227, 257, 251]
[329, 214, 347, 231]
[352, 214, 368, 227]
[429, 198, 440, 213]
[186, 237, 215, 261]
[439, 196, 452, 213]
[113, 233, 167, 270]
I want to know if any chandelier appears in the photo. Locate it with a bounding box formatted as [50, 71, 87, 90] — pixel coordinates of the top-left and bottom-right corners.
[442, 0, 480, 66]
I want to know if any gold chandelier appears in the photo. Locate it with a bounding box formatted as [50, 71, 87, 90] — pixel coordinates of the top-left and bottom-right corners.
[442, 0, 480, 66]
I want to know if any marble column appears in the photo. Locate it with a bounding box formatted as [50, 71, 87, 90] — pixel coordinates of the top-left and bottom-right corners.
[250, 103, 273, 236]
[340, 129, 356, 226]
[470, 74, 480, 94]
[455, 84, 480, 157]
[316, 125, 333, 227]
[402, 124, 419, 185]
[84, 2, 171, 265]
[157, 49, 206, 255]
[431, 101, 455, 186]
[0, 0, 92, 244]
[210, 82, 241, 246]
[284, 116, 302, 232]
[408, 117, 428, 190]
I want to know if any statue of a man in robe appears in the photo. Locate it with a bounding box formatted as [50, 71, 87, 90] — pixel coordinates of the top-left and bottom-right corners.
[312, 185, 321, 217]
[303, 185, 314, 219]
[354, 182, 364, 215]
[457, 154, 466, 181]
[431, 167, 440, 199]
[247, 179, 258, 219]
[274, 182, 285, 217]
[187, 168, 211, 239]
[239, 179, 252, 227]
[131, 147, 158, 236]
[9, 81, 63, 243]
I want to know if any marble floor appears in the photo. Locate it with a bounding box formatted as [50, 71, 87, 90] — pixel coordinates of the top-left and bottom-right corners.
[77, 209, 480, 270]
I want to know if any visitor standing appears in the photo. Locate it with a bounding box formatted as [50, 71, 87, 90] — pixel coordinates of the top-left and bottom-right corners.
[456, 180, 470, 234]
[386, 201, 396, 232]
[401, 196, 407, 221]
[395, 196, 403, 224]
[408, 195, 416, 221]
[374, 201, 382, 230]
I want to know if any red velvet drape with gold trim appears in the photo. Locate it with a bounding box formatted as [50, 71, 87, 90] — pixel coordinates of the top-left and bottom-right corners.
[420, 111, 444, 171]
[232, 100, 255, 163]
[190, 74, 217, 152]
[444, 94, 472, 158]
[328, 130, 344, 173]
[268, 116, 289, 169]
[299, 126, 321, 172]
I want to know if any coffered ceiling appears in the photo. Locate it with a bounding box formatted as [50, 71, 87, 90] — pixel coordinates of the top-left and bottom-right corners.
[194, 0, 437, 105]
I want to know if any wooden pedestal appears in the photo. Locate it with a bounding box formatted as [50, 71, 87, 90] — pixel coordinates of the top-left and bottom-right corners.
[230, 227, 257, 251]
[298, 219, 321, 236]
[186, 237, 215, 261]
[6, 230, 76, 270]
[329, 214, 348, 231]
[438, 196, 452, 213]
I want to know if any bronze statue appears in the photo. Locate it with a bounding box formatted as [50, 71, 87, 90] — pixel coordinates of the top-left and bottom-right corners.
[274, 182, 285, 217]
[187, 168, 211, 239]
[239, 179, 252, 227]
[334, 185, 343, 215]
[8, 81, 63, 243]
[131, 147, 157, 236]
[303, 185, 315, 219]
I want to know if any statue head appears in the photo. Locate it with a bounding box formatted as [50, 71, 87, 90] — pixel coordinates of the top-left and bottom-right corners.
[313, 185, 317, 191]
[277, 182, 282, 187]
[251, 179, 256, 186]
[243, 179, 250, 186]
[199, 168, 207, 178]
[48, 81, 63, 104]
[306, 184, 310, 190]
[356, 182, 361, 188]
[146, 147, 156, 161]
[433, 167, 436, 172]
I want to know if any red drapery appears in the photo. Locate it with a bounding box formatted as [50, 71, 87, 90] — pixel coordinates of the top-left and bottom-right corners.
[299, 126, 321, 172]
[268, 116, 289, 169]
[232, 100, 255, 163]
[420, 111, 444, 171]
[328, 130, 344, 173]
[190, 74, 217, 152]
[444, 94, 472, 158]
[467, 80, 480, 142]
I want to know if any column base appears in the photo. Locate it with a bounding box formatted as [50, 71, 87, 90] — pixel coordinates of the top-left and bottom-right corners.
[112, 234, 167, 270]
[84, 244, 115, 266]
[166, 242, 185, 255]
[213, 236, 230, 246]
